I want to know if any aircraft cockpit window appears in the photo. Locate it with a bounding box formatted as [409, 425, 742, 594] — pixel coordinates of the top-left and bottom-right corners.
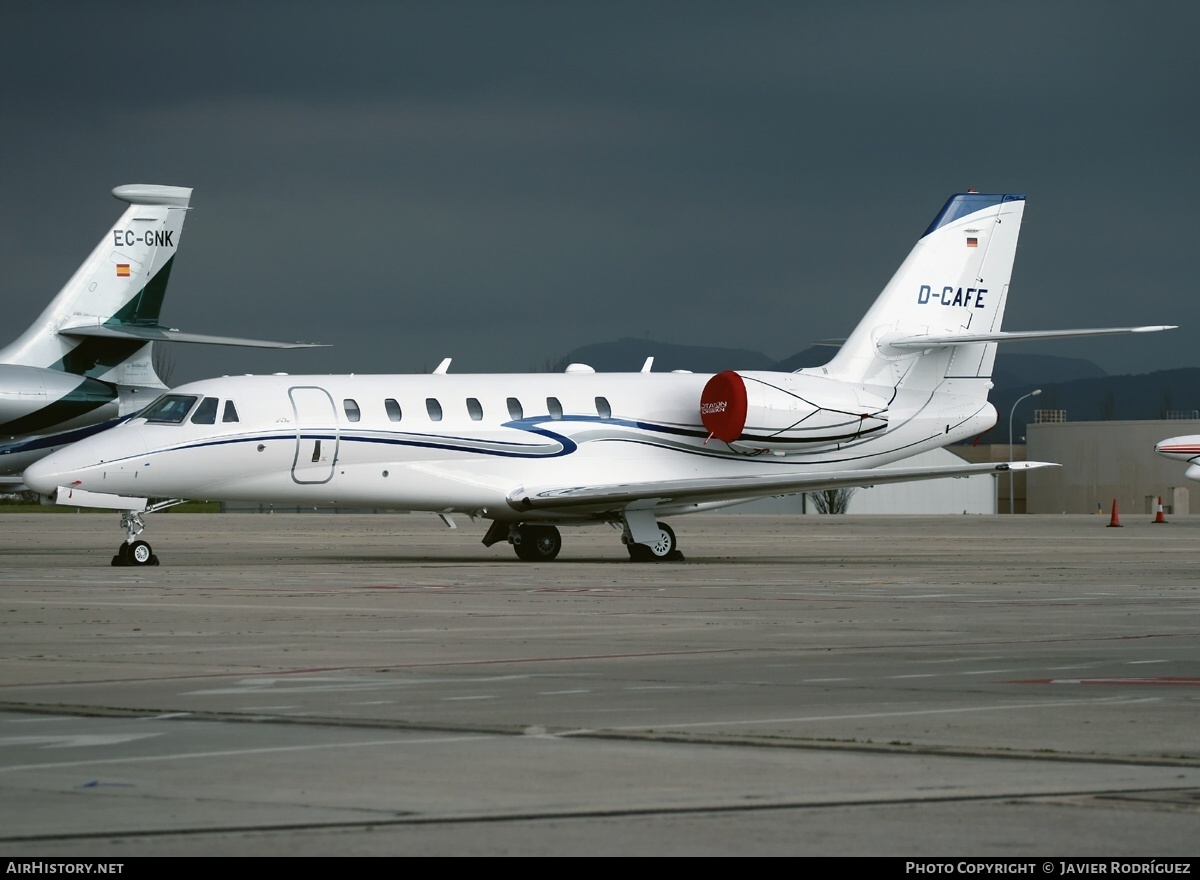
[426, 398, 443, 421]
[547, 397, 563, 420]
[466, 397, 483, 421]
[190, 397, 219, 425]
[141, 394, 200, 424]
[595, 397, 612, 419]
[507, 397, 523, 420]
[343, 399, 361, 423]
[222, 401, 240, 423]
[385, 398, 402, 422]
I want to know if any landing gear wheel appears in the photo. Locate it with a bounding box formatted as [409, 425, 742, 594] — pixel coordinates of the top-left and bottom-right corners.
[513, 524, 562, 562]
[127, 540, 157, 566]
[112, 540, 159, 567]
[111, 543, 130, 567]
[627, 521, 683, 562]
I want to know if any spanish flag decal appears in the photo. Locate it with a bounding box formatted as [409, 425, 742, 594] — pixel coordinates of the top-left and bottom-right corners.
[116, 264, 131, 277]
[966, 237, 978, 248]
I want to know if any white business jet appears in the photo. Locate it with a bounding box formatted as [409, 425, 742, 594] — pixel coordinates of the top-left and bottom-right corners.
[24, 192, 1173, 565]
[0, 184, 323, 485]
[1154, 436, 1200, 481]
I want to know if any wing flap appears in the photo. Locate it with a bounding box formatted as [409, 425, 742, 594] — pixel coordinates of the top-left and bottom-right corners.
[507, 461, 1057, 513]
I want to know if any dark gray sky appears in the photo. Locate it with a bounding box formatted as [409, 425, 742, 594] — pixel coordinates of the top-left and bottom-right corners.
[3, 2, 1195, 385]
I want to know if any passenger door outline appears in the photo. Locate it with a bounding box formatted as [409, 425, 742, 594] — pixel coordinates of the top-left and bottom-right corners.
[289, 386, 339, 484]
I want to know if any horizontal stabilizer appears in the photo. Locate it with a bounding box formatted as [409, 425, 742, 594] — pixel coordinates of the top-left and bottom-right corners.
[58, 324, 326, 349]
[888, 325, 1176, 350]
[508, 461, 1058, 513]
[54, 485, 147, 511]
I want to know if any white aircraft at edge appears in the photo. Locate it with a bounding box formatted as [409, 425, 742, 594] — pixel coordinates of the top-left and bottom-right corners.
[0, 184, 321, 486]
[24, 191, 1174, 565]
[1154, 436, 1200, 481]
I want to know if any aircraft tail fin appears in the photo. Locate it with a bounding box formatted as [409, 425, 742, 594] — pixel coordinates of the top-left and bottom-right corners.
[817, 192, 1174, 399]
[0, 184, 326, 392]
[820, 192, 1026, 396]
[0, 184, 193, 388]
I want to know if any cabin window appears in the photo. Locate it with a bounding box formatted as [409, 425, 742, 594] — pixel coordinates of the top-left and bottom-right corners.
[506, 397, 523, 420]
[141, 394, 198, 424]
[547, 397, 563, 420]
[222, 401, 240, 423]
[595, 396, 611, 419]
[343, 399, 361, 422]
[466, 397, 483, 421]
[426, 398, 443, 421]
[190, 397, 219, 425]
[385, 398, 402, 422]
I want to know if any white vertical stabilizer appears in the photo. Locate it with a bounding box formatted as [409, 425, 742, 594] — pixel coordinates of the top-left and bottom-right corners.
[821, 193, 1026, 396]
[0, 184, 192, 387]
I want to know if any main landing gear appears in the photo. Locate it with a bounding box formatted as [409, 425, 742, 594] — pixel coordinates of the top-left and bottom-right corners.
[481, 512, 685, 562]
[512, 523, 563, 561]
[112, 511, 159, 567]
[624, 520, 683, 562]
[619, 508, 684, 561]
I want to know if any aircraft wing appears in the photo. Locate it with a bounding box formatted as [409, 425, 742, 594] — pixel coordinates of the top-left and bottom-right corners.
[58, 324, 325, 349]
[888, 326, 1175, 349]
[507, 460, 1056, 513]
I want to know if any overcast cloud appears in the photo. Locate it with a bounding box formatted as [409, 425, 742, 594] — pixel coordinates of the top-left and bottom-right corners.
[2, 2, 1195, 384]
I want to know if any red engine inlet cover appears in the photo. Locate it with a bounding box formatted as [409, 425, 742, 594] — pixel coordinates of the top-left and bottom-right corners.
[700, 370, 748, 442]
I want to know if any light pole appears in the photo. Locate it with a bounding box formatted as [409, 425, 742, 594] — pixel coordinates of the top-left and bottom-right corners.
[1009, 389, 1042, 514]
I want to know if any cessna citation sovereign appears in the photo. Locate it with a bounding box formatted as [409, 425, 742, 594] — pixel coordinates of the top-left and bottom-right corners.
[0, 184, 321, 487]
[24, 192, 1174, 565]
[1154, 436, 1200, 481]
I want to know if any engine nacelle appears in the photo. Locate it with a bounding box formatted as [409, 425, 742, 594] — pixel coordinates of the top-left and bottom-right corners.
[700, 370, 889, 454]
[0, 365, 118, 434]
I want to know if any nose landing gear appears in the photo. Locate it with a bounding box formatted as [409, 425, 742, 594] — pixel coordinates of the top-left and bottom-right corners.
[111, 511, 159, 567]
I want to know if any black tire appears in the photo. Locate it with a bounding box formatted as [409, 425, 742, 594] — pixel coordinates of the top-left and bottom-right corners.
[627, 521, 680, 561]
[513, 524, 562, 562]
[112, 543, 131, 567]
[127, 540, 155, 566]
[627, 543, 652, 561]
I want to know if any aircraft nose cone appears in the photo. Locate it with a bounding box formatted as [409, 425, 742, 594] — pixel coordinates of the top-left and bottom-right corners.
[22, 429, 145, 496]
[22, 456, 65, 495]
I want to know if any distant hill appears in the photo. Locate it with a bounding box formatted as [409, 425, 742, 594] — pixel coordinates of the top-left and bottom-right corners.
[992, 352, 1107, 387]
[774, 345, 839, 371]
[553, 340, 1110, 387]
[774, 348, 1109, 386]
[551, 339, 1199, 443]
[550, 338, 777, 373]
[986, 367, 1200, 443]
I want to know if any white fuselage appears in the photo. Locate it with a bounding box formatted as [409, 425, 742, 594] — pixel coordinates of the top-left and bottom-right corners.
[1154, 435, 1200, 483]
[24, 370, 996, 520]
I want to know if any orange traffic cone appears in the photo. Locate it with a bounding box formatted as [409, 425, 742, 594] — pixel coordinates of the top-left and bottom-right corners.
[1153, 497, 1168, 524]
[1107, 499, 1122, 527]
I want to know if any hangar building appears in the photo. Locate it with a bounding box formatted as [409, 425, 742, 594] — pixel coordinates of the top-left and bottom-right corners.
[1026, 418, 1197, 516]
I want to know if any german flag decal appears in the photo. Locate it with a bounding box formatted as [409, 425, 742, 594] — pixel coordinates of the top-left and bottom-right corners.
[966, 237, 978, 248]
